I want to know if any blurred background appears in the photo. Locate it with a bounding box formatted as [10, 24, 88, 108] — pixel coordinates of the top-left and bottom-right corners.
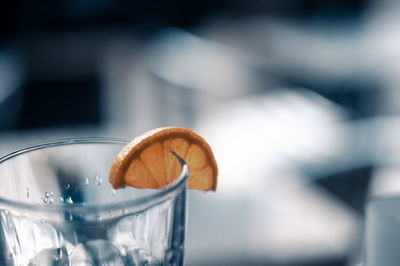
[2, 0, 400, 265]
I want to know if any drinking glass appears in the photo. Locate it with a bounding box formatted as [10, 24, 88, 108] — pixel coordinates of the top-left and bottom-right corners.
[364, 196, 400, 266]
[0, 138, 188, 266]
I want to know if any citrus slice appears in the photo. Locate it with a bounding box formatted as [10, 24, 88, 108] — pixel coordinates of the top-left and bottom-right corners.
[109, 127, 218, 191]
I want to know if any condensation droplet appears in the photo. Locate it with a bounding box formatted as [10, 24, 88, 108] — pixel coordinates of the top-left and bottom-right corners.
[65, 184, 71, 190]
[42, 196, 49, 204]
[26, 187, 30, 198]
[41, 219, 46, 224]
[68, 212, 73, 221]
[42, 191, 56, 204]
[85, 178, 90, 185]
[122, 208, 127, 215]
[112, 189, 116, 196]
[66, 197, 73, 204]
[95, 175, 103, 186]
[96, 215, 102, 221]
[59, 197, 64, 203]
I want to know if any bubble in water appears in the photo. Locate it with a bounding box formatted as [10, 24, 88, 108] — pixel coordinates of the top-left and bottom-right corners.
[112, 189, 116, 196]
[59, 197, 64, 203]
[96, 215, 102, 221]
[122, 208, 128, 215]
[49, 198, 54, 204]
[66, 197, 73, 204]
[65, 184, 71, 190]
[85, 178, 90, 185]
[68, 212, 73, 221]
[41, 219, 46, 224]
[45, 192, 50, 197]
[26, 187, 30, 198]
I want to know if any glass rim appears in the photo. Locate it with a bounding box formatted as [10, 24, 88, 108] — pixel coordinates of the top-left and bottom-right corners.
[0, 137, 189, 214]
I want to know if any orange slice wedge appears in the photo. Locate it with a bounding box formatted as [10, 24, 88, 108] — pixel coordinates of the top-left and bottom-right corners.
[109, 127, 218, 191]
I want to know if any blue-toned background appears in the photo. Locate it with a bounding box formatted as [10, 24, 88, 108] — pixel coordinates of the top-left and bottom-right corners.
[1, 0, 399, 265]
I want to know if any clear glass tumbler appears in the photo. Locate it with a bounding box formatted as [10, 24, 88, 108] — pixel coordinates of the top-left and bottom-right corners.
[364, 196, 400, 266]
[0, 138, 188, 266]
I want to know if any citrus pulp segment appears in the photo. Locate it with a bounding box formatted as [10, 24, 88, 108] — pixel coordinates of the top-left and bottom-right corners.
[109, 127, 218, 191]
